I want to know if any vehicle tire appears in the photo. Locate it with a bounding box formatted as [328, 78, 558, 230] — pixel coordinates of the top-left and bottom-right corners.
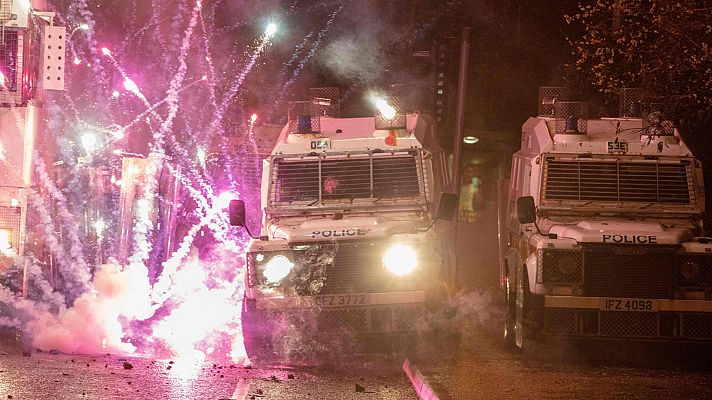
[241, 300, 278, 366]
[514, 265, 532, 351]
[503, 269, 517, 350]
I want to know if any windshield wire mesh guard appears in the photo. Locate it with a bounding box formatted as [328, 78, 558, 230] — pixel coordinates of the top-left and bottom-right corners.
[541, 157, 695, 208]
[268, 151, 426, 210]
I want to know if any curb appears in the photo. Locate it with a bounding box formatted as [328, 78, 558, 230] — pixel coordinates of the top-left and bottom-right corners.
[402, 358, 440, 400]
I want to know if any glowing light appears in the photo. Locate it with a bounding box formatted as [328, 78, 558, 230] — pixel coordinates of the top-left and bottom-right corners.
[197, 147, 206, 168]
[111, 90, 120, 98]
[374, 98, 397, 120]
[216, 192, 235, 209]
[94, 218, 107, 235]
[112, 129, 125, 140]
[0, 141, 4, 160]
[383, 244, 418, 276]
[262, 255, 294, 283]
[463, 136, 479, 144]
[0, 229, 12, 256]
[0, 72, 5, 86]
[80, 23, 90, 30]
[73, 57, 82, 65]
[265, 23, 278, 38]
[17, 0, 30, 11]
[10, 198, 19, 207]
[101, 47, 111, 56]
[80, 131, 99, 153]
[250, 113, 257, 124]
[123, 78, 141, 96]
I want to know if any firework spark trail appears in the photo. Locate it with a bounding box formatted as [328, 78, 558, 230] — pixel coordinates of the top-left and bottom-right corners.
[100, 52, 178, 267]
[23, 257, 68, 310]
[282, 30, 314, 71]
[66, 1, 112, 98]
[277, 5, 343, 102]
[149, 161, 244, 304]
[163, 162, 239, 247]
[27, 192, 70, 274]
[390, 0, 462, 48]
[103, 50, 221, 270]
[33, 156, 92, 293]
[127, 157, 161, 266]
[105, 78, 205, 141]
[209, 30, 276, 136]
[151, 221, 204, 302]
[155, 0, 202, 151]
[196, 9, 220, 126]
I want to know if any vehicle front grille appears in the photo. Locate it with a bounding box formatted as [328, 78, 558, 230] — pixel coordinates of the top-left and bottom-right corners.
[542, 157, 695, 206]
[544, 309, 712, 339]
[600, 311, 658, 336]
[291, 241, 421, 295]
[584, 245, 675, 298]
[682, 314, 712, 338]
[303, 242, 384, 295]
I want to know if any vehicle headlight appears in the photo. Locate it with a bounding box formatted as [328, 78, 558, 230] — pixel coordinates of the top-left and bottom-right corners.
[383, 244, 418, 276]
[262, 255, 294, 284]
[539, 249, 582, 284]
[557, 255, 580, 276]
[680, 260, 700, 280]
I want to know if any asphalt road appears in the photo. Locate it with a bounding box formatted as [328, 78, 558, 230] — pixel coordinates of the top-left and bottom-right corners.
[0, 350, 417, 399]
[2, 330, 711, 400]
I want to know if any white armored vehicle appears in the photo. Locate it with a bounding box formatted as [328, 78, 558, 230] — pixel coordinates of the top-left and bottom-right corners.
[503, 88, 712, 348]
[229, 90, 457, 361]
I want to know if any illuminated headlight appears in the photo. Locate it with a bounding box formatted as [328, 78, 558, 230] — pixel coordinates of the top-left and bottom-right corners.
[680, 260, 701, 280]
[383, 244, 418, 276]
[261, 255, 294, 284]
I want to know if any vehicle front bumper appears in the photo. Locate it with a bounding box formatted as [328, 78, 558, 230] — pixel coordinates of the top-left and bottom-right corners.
[252, 290, 425, 309]
[540, 295, 712, 341]
[243, 291, 426, 334]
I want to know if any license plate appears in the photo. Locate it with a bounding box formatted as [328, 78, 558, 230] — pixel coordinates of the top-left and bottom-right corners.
[607, 141, 628, 152]
[309, 138, 331, 150]
[315, 294, 369, 307]
[600, 298, 658, 312]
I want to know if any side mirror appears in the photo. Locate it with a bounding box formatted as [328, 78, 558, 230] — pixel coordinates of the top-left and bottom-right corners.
[228, 199, 246, 227]
[516, 196, 536, 224]
[436, 192, 458, 221]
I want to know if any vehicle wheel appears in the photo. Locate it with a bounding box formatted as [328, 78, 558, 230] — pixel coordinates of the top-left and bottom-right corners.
[241, 300, 278, 365]
[503, 270, 517, 349]
[514, 265, 535, 351]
